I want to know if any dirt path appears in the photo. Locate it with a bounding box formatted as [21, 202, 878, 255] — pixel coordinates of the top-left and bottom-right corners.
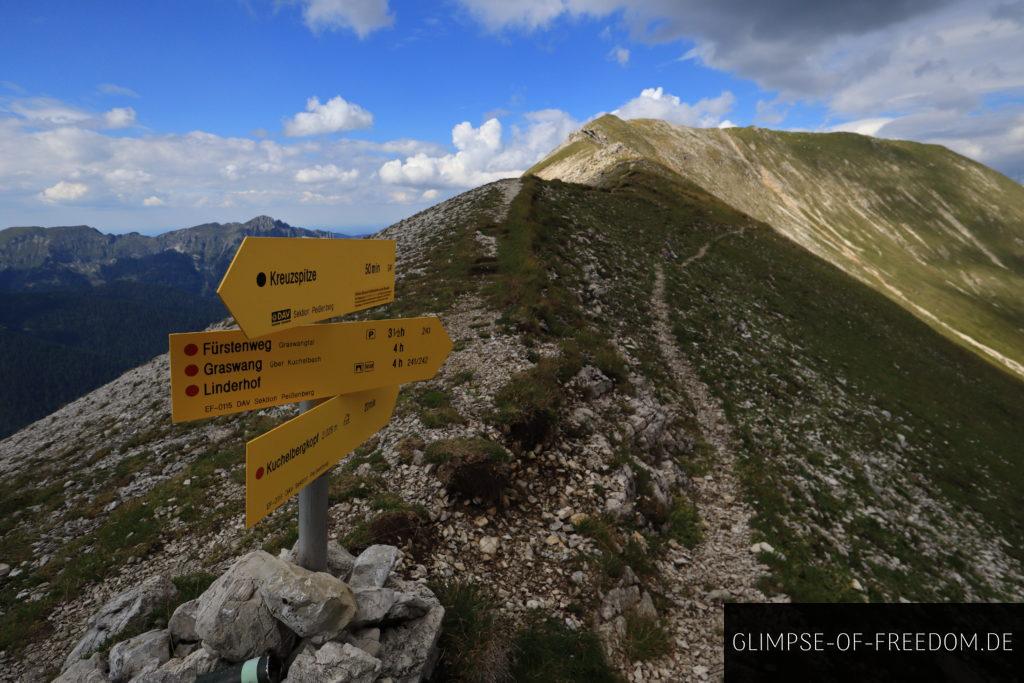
[650, 230, 779, 681]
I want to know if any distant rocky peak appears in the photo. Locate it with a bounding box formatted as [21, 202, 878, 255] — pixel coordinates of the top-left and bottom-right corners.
[242, 215, 284, 232]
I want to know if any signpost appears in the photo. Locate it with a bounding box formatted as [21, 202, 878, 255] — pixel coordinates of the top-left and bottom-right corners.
[245, 386, 399, 527]
[217, 236, 396, 338]
[168, 317, 452, 422]
[168, 235, 452, 572]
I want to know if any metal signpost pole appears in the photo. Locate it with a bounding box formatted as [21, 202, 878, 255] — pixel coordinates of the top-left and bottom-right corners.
[295, 398, 329, 572]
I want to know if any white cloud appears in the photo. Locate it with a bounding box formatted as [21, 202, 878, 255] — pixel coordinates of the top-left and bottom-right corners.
[422, 189, 439, 200]
[294, 164, 360, 183]
[98, 83, 140, 98]
[299, 0, 393, 37]
[6, 98, 138, 130]
[829, 117, 896, 137]
[40, 181, 88, 203]
[284, 96, 373, 137]
[609, 46, 630, 65]
[8, 98, 93, 127]
[103, 107, 136, 129]
[718, 119, 736, 129]
[455, 0, 1024, 180]
[0, 95, 471, 230]
[458, 0, 574, 31]
[614, 87, 735, 127]
[379, 109, 580, 188]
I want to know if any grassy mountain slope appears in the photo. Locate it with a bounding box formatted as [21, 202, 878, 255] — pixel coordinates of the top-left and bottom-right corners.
[530, 115, 1024, 381]
[1, 170, 1022, 680]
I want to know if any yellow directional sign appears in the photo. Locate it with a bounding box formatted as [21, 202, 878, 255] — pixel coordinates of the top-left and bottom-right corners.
[245, 386, 399, 527]
[168, 316, 452, 422]
[217, 237, 396, 339]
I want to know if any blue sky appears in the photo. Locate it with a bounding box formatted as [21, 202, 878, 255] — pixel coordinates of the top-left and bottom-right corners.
[1, 0, 1022, 233]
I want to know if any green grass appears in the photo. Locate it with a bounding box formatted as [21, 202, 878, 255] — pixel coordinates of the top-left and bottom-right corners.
[424, 437, 510, 466]
[431, 582, 514, 682]
[622, 612, 672, 662]
[0, 442, 249, 656]
[426, 437, 511, 506]
[574, 514, 657, 587]
[415, 388, 464, 428]
[666, 496, 702, 549]
[511, 616, 621, 683]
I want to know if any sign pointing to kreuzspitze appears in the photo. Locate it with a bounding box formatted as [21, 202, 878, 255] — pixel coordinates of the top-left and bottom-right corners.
[168, 316, 452, 422]
[245, 385, 398, 527]
[217, 236, 396, 339]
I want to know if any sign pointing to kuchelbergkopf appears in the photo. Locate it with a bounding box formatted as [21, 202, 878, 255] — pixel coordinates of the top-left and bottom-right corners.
[168, 316, 452, 422]
[217, 237, 396, 338]
[245, 385, 399, 527]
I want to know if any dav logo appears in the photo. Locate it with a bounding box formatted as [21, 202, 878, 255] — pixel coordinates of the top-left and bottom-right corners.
[271, 308, 291, 326]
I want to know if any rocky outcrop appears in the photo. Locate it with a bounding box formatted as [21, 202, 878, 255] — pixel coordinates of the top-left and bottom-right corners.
[193, 552, 295, 662]
[62, 575, 178, 670]
[53, 653, 108, 683]
[285, 642, 382, 683]
[348, 545, 400, 590]
[108, 629, 171, 682]
[63, 544, 443, 682]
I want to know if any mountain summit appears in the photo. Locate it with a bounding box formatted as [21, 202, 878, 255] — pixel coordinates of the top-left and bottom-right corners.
[530, 114, 1024, 380]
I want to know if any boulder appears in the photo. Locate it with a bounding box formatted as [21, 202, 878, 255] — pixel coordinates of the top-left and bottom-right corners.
[599, 585, 641, 622]
[193, 551, 294, 662]
[380, 583, 444, 683]
[285, 642, 382, 683]
[574, 365, 613, 399]
[351, 587, 396, 628]
[259, 560, 357, 640]
[386, 592, 431, 622]
[132, 647, 221, 683]
[634, 591, 658, 621]
[53, 653, 108, 683]
[346, 627, 382, 658]
[108, 629, 171, 682]
[349, 545, 400, 590]
[168, 598, 199, 643]
[63, 575, 178, 670]
[281, 540, 356, 581]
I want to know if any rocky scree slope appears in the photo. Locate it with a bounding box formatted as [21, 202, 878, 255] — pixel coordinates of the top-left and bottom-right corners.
[2, 170, 1024, 682]
[530, 115, 1024, 381]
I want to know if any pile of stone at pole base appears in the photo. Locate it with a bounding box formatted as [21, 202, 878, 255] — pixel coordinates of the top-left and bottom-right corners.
[55, 543, 444, 683]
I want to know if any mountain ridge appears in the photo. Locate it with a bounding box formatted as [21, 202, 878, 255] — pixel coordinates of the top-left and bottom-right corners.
[530, 115, 1024, 380]
[2, 129, 1024, 681]
[0, 215, 334, 293]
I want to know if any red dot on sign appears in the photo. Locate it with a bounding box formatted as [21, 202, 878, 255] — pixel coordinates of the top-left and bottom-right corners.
[185, 385, 199, 397]
[185, 364, 198, 377]
[184, 344, 198, 356]
[255, 467, 265, 480]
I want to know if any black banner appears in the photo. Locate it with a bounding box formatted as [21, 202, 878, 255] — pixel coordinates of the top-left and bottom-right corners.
[725, 603, 1023, 682]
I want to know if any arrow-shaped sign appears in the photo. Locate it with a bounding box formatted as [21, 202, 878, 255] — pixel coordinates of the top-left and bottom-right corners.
[245, 385, 399, 527]
[217, 236, 396, 339]
[168, 316, 452, 422]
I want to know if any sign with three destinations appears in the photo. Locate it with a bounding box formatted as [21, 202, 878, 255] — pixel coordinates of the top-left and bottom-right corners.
[168, 317, 451, 422]
[217, 236, 396, 338]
